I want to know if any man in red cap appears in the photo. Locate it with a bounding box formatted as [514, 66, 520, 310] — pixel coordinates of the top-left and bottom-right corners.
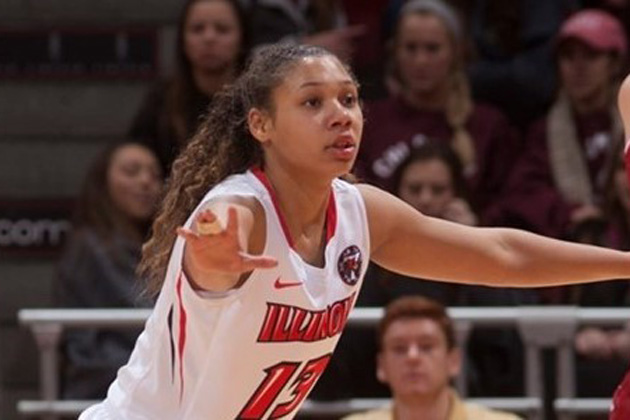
[495, 8, 627, 241]
[557, 8, 627, 55]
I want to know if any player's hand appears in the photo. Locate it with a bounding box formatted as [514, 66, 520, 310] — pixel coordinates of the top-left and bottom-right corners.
[177, 207, 278, 277]
[570, 204, 603, 226]
[574, 327, 614, 359]
[443, 198, 478, 226]
[610, 330, 630, 360]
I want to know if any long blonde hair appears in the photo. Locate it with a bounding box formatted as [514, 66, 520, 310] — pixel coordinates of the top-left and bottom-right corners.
[391, 0, 475, 171]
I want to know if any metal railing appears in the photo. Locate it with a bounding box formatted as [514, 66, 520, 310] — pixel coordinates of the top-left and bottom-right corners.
[18, 306, 630, 419]
[16, 398, 543, 418]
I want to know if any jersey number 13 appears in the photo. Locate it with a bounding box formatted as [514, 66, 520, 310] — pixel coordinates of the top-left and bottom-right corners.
[237, 354, 332, 419]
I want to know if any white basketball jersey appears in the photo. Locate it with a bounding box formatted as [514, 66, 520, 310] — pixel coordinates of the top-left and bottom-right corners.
[80, 169, 370, 420]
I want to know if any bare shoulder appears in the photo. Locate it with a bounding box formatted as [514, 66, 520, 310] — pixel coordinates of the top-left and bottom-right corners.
[355, 182, 380, 197]
[356, 183, 427, 255]
[356, 182, 422, 218]
[355, 183, 400, 227]
[356, 183, 400, 211]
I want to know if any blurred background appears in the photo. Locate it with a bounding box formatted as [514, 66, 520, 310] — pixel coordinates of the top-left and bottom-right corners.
[1, 0, 629, 419]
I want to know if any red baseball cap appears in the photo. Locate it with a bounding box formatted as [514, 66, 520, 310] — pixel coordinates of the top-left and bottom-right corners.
[557, 9, 627, 56]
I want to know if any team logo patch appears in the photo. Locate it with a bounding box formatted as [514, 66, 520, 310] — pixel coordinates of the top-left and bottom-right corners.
[337, 245, 362, 286]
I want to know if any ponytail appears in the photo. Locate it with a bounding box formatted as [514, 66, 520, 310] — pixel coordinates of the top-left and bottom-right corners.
[140, 81, 262, 295]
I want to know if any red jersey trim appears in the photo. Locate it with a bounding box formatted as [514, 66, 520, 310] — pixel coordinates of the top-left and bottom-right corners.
[175, 272, 188, 403]
[251, 167, 337, 248]
[326, 192, 337, 243]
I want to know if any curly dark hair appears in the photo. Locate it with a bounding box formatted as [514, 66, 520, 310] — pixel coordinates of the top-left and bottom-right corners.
[140, 43, 355, 295]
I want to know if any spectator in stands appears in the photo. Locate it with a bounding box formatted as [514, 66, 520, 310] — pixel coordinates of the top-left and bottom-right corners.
[356, 0, 520, 225]
[55, 142, 162, 399]
[247, 0, 365, 64]
[129, 0, 249, 174]
[341, 296, 521, 420]
[465, 0, 579, 129]
[366, 142, 533, 397]
[396, 142, 476, 225]
[495, 9, 627, 241]
[366, 142, 476, 306]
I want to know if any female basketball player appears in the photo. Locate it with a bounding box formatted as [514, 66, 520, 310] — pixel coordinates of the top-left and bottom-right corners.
[81, 45, 630, 419]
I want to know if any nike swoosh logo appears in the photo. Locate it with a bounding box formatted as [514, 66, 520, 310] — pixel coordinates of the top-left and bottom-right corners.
[274, 277, 303, 289]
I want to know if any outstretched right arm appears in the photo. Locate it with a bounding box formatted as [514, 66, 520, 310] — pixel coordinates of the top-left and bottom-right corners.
[176, 197, 277, 292]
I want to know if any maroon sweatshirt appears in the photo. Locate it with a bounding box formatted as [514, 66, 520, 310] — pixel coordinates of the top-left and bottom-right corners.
[356, 96, 521, 223]
[494, 109, 616, 238]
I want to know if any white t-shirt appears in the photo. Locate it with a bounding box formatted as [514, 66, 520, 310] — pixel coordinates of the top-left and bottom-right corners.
[80, 169, 370, 420]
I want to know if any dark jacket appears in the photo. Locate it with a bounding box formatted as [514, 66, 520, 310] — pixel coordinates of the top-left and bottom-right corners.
[55, 228, 152, 399]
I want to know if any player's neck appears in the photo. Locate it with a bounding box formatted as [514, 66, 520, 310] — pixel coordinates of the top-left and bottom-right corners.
[259, 164, 332, 243]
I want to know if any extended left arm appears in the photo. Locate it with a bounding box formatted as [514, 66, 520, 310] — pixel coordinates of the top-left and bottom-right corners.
[360, 184, 630, 288]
